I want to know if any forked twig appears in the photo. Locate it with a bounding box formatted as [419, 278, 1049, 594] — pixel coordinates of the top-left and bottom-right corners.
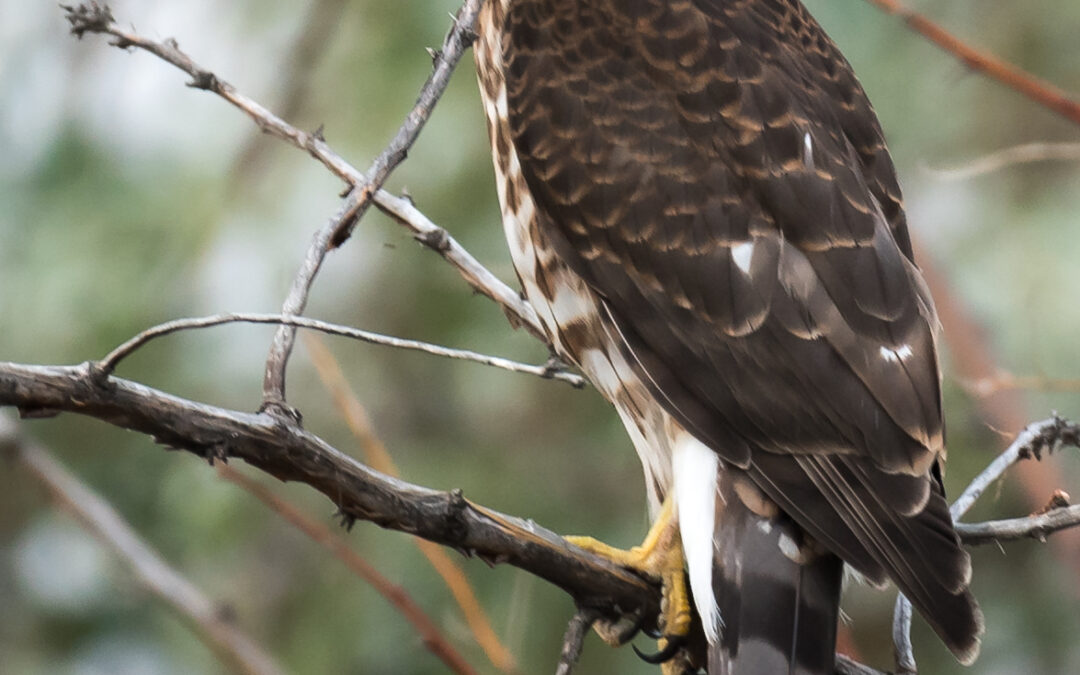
[891, 417, 1080, 671]
[260, 0, 485, 409]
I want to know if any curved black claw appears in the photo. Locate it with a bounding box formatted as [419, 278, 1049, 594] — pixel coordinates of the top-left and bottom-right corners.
[632, 635, 686, 664]
[640, 623, 663, 640]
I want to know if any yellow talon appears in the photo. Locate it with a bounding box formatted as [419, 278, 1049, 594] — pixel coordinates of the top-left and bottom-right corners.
[565, 496, 692, 668]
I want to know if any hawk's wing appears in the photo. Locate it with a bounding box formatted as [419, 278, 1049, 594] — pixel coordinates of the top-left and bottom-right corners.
[500, 0, 980, 660]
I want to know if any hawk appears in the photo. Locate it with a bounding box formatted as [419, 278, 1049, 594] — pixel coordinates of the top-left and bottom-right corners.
[474, 1, 983, 672]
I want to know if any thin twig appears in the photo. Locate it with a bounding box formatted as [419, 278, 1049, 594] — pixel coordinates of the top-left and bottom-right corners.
[0, 414, 284, 675]
[863, 0, 1080, 126]
[951, 417, 1078, 520]
[925, 142, 1080, 181]
[554, 609, 599, 675]
[891, 416, 1080, 670]
[94, 313, 584, 387]
[216, 464, 477, 675]
[957, 505, 1080, 545]
[304, 334, 520, 673]
[890, 597, 917, 675]
[260, 0, 485, 409]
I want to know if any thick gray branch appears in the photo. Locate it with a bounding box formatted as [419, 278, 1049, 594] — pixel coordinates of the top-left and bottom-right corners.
[0, 361, 658, 624]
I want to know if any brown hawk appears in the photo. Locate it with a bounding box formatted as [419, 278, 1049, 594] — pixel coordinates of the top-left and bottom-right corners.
[475, 1, 983, 672]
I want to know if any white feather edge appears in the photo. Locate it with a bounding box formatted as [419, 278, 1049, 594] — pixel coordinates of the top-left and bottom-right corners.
[672, 433, 721, 644]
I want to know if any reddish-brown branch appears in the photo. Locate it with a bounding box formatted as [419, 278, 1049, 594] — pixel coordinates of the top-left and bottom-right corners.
[304, 334, 520, 673]
[216, 465, 478, 675]
[864, 0, 1080, 125]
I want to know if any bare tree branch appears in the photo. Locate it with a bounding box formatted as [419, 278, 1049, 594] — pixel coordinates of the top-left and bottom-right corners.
[951, 417, 1079, 520]
[836, 654, 891, 675]
[892, 416, 1080, 671]
[96, 313, 584, 387]
[0, 414, 285, 675]
[957, 505, 1080, 546]
[863, 0, 1080, 125]
[0, 361, 661, 628]
[959, 372, 1080, 398]
[259, 0, 485, 409]
[216, 464, 478, 675]
[61, 2, 545, 408]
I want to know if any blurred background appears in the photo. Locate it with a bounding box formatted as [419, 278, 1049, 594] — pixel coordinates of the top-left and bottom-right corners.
[1, 0, 1078, 673]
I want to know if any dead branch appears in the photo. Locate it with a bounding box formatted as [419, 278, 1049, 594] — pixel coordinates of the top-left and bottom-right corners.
[61, 1, 545, 404]
[863, 0, 1080, 125]
[957, 505, 1080, 545]
[0, 361, 661, 629]
[0, 415, 284, 675]
[259, 0, 486, 411]
[891, 416, 1080, 671]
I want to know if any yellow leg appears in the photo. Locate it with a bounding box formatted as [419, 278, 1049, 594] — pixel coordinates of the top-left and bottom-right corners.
[565, 496, 692, 668]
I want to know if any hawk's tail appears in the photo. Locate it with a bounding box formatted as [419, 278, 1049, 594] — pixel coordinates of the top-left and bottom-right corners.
[707, 475, 843, 675]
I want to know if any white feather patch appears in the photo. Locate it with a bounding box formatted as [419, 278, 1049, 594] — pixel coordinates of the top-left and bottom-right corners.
[673, 433, 721, 643]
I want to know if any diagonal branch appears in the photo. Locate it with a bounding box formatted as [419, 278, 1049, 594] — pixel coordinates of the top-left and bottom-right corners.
[863, 0, 1080, 125]
[216, 464, 478, 675]
[0, 360, 661, 628]
[0, 415, 284, 675]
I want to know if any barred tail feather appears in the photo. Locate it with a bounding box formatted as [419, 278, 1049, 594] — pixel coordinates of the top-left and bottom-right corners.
[708, 475, 843, 675]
